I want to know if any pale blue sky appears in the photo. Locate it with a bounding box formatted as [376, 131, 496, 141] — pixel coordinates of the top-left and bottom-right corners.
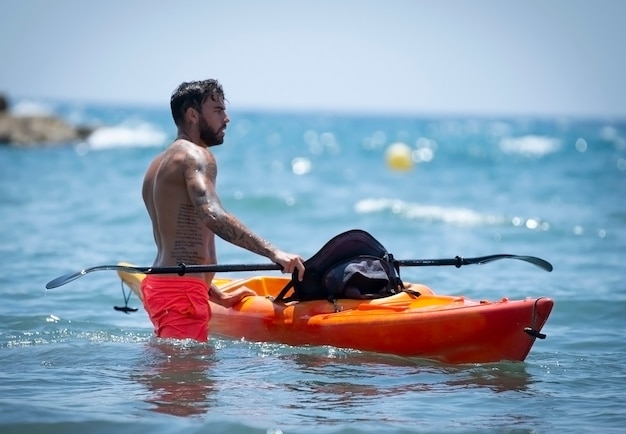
[1, 0, 624, 117]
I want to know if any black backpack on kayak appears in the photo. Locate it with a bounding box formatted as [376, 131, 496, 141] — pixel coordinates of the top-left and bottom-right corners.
[274, 229, 405, 303]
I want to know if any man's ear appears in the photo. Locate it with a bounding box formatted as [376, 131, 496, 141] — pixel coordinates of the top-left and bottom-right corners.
[185, 106, 199, 125]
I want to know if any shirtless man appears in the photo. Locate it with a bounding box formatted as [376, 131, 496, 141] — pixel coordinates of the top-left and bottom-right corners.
[141, 79, 305, 342]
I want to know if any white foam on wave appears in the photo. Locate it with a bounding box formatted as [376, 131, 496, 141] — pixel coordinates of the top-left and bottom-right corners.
[355, 198, 552, 231]
[354, 198, 504, 226]
[499, 135, 561, 156]
[86, 122, 168, 149]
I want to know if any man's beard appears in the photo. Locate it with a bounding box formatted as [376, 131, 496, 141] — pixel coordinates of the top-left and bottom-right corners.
[199, 117, 224, 147]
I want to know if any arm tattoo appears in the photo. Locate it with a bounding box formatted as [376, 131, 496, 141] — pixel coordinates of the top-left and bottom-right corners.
[210, 212, 275, 257]
[185, 153, 276, 258]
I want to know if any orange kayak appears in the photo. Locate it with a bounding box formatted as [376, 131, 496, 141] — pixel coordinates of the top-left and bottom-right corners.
[118, 268, 553, 364]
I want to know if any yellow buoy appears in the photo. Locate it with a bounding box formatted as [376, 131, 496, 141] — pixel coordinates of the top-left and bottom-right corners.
[385, 142, 414, 171]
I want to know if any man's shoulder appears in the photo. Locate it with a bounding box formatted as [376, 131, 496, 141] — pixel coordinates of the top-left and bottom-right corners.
[163, 140, 214, 167]
[171, 139, 212, 154]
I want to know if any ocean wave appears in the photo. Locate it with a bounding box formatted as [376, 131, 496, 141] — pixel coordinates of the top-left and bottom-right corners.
[498, 135, 561, 156]
[354, 198, 550, 230]
[0, 314, 150, 348]
[85, 122, 168, 149]
[354, 198, 502, 225]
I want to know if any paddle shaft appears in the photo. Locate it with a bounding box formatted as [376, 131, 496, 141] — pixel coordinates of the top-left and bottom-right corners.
[45, 262, 282, 289]
[45, 254, 552, 289]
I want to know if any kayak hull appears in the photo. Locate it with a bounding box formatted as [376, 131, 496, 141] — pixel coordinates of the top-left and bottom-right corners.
[118, 268, 553, 364]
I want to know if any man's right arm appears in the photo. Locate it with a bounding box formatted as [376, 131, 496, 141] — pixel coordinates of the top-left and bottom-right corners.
[183, 148, 304, 279]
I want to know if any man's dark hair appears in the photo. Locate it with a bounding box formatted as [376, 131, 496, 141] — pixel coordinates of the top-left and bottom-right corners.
[170, 79, 226, 127]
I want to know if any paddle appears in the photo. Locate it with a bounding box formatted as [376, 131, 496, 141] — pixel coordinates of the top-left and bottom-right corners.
[45, 254, 552, 289]
[45, 263, 282, 289]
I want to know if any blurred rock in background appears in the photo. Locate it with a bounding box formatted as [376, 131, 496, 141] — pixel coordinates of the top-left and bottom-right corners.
[0, 93, 94, 146]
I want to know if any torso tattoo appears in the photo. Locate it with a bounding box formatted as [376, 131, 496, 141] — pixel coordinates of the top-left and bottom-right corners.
[172, 203, 206, 264]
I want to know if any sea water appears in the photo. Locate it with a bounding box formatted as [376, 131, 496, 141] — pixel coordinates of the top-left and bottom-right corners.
[0, 100, 625, 433]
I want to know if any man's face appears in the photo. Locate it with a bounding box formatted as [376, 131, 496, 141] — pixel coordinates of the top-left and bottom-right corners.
[197, 98, 229, 147]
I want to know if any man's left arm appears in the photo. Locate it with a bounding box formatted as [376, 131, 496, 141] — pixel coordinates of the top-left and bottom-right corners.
[209, 283, 256, 308]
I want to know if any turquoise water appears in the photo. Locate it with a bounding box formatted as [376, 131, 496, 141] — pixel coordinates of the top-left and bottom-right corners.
[1, 100, 625, 433]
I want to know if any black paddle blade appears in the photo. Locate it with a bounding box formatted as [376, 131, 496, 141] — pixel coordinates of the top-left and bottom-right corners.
[468, 254, 553, 272]
[45, 270, 87, 289]
[45, 264, 152, 289]
[397, 254, 553, 272]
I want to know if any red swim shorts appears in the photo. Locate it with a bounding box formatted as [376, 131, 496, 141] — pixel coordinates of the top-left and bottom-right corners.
[141, 275, 211, 342]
